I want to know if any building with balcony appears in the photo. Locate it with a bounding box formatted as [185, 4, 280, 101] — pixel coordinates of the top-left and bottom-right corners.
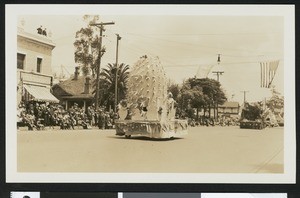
[17, 23, 59, 105]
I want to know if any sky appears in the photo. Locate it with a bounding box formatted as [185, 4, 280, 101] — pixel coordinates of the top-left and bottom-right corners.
[17, 6, 285, 104]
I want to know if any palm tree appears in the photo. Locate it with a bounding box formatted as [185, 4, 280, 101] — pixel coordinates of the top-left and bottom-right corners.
[98, 63, 130, 110]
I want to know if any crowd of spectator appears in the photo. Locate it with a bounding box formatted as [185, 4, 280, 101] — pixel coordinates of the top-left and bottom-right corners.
[17, 101, 118, 131]
[187, 116, 239, 127]
[17, 101, 241, 131]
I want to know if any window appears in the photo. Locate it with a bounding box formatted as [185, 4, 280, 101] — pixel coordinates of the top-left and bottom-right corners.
[37, 57, 42, 73]
[17, 53, 25, 69]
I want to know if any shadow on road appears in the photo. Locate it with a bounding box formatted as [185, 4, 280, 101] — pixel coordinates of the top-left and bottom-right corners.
[108, 135, 182, 141]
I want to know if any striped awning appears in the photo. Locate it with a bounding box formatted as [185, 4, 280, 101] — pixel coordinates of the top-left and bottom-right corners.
[23, 84, 59, 103]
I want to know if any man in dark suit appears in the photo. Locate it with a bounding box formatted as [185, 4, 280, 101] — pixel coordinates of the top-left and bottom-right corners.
[37, 25, 42, 34]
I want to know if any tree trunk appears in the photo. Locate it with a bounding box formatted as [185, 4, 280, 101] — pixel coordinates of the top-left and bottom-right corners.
[216, 103, 219, 121]
[196, 108, 199, 121]
[209, 104, 211, 118]
[213, 104, 216, 119]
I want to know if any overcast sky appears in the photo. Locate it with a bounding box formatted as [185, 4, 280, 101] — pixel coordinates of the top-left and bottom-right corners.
[16, 6, 286, 104]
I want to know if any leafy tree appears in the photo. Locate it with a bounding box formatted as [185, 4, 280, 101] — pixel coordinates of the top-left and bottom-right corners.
[98, 63, 130, 110]
[168, 83, 180, 100]
[178, 77, 227, 120]
[73, 15, 104, 76]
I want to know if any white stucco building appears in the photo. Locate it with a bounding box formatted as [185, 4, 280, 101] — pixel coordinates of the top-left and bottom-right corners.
[17, 21, 58, 105]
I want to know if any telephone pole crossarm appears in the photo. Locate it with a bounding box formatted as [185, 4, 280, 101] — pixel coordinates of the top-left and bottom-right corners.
[212, 71, 224, 82]
[90, 22, 115, 27]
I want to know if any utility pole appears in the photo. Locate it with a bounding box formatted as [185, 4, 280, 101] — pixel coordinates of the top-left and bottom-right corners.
[90, 21, 115, 110]
[114, 34, 121, 113]
[212, 71, 224, 82]
[212, 71, 224, 120]
[241, 90, 249, 104]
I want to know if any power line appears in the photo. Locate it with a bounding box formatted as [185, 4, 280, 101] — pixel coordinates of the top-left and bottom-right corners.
[53, 28, 282, 65]
[121, 36, 209, 66]
[163, 59, 282, 68]
[121, 37, 158, 58]
[119, 34, 282, 63]
[110, 36, 282, 70]
[125, 33, 277, 55]
[126, 32, 282, 36]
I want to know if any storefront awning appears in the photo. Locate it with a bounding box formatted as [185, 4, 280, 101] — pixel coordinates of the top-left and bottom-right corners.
[23, 84, 59, 103]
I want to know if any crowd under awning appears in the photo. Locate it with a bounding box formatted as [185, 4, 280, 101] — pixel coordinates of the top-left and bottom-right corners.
[23, 84, 59, 103]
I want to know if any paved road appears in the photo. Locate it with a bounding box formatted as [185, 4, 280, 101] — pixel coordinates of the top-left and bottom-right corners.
[17, 126, 283, 173]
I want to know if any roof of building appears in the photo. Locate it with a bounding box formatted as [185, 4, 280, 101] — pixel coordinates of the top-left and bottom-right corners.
[219, 101, 240, 108]
[52, 75, 95, 99]
[18, 27, 56, 48]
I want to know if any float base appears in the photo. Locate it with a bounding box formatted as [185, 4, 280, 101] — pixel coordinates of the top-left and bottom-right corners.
[115, 119, 188, 139]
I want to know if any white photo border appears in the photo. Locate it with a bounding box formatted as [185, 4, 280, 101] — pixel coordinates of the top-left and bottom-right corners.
[5, 4, 296, 183]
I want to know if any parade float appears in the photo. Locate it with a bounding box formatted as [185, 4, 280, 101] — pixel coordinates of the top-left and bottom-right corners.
[239, 102, 266, 129]
[239, 100, 284, 130]
[115, 56, 188, 139]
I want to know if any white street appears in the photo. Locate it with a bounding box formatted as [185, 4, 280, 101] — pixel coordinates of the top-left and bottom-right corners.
[17, 126, 283, 173]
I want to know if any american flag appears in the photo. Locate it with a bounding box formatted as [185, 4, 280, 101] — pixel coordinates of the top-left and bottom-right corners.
[260, 60, 279, 88]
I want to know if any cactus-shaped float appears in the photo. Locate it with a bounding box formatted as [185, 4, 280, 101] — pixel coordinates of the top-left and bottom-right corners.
[115, 56, 188, 139]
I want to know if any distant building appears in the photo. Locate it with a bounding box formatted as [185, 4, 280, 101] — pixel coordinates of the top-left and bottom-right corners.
[52, 67, 95, 111]
[17, 23, 58, 105]
[218, 101, 240, 118]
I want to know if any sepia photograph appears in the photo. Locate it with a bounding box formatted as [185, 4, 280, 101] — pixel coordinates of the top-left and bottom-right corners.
[5, 5, 295, 183]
